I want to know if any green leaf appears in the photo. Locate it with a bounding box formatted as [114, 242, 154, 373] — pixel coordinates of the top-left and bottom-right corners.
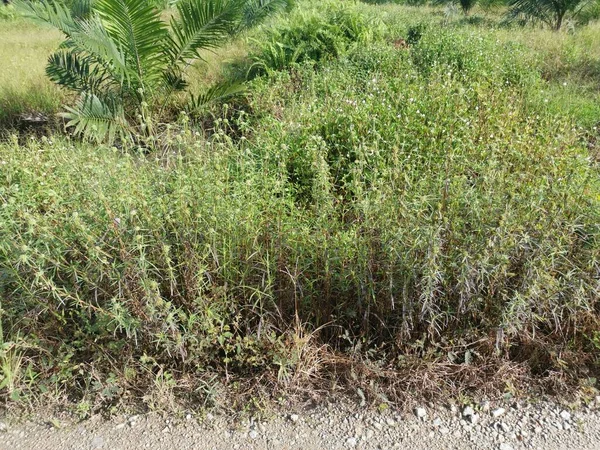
[168, 0, 243, 68]
[46, 50, 105, 93]
[13, 0, 78, 34]
[95, 0, 169, 86]
[62, 93, 128, 143]
[187, 80, 246, 113]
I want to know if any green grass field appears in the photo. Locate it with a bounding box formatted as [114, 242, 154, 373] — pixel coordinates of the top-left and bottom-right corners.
[0, 0, 599, 413]
[0, 15, 64, 127]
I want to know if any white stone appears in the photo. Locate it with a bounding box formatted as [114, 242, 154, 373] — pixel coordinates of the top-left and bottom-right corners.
[469, 414, 480, 425]
[289, 414, 300, 423]
[492, 408, 506, 418]
[432, 418, 442, 427]
[499, 444, 513, 450]
[560, 410, 571, 421]
[346, 437, 357, 447]
[463, 406, 475, 417]
[248, 430, 258, 439]
[415, 407, 427, 419]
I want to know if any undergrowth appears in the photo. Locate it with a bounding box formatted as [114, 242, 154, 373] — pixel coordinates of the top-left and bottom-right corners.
[0, 1, 600, 414]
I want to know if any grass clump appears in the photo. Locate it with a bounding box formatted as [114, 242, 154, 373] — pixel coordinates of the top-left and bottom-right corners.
[248, 2, 386, 75]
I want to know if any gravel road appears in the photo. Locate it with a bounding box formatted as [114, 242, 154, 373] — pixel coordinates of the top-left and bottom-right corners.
[2, 398, 600, 450]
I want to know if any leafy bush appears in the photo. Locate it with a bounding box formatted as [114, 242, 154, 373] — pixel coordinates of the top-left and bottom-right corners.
[248, 3, 385, 75]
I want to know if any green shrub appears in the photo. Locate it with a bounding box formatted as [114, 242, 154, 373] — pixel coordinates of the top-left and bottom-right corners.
[0, 4, 17, 21]
[248, 3, 386, 75]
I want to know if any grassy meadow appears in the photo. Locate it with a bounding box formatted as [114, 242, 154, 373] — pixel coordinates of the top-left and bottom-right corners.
[0, 0, 599, 413]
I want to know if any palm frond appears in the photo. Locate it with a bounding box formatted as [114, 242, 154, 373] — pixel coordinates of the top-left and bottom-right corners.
[62, 93, 128, 143]
[505, 0, 591, 28]
[506, 0, 555, 26]
[67, 17, 129, 82]
[46, 50, 106, 93]
[162, 69, 189, 92]
[95, 0, 169, 86]
[168, 0, 243, 68]
[12, 0, 78, 35]
[70, 0, 96, 20]
[187, 80, 246, 113]
[241, 0, 293, 29]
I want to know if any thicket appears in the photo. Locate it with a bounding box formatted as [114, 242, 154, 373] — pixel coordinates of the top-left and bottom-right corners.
[1, 7, 599, 411]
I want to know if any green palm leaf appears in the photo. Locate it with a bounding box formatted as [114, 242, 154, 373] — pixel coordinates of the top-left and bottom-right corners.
[95, 0, 169, 87]
[242, 0, 292, 29]
[506, 0, 595, 29]
[168, 0, 243, 68]
[187, 80, 246, 113]
[12, 0, 78, 34]
[47, 50, 106, 93]
[67, 17, 129, 82]
[62, 93, 128, 143]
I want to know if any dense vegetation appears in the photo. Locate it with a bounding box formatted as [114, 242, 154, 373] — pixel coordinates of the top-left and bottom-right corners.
[1, 0, 599, 413]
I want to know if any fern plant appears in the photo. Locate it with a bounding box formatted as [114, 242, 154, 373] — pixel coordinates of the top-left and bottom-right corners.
[15, 0, 289, 143]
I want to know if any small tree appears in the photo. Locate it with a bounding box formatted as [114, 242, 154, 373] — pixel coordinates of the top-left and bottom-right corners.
[506, 0, 597, 30]
[15, 0, 289, 142]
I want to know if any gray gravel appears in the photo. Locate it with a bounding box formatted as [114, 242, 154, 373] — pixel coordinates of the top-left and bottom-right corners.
[2, 398, 600, 450]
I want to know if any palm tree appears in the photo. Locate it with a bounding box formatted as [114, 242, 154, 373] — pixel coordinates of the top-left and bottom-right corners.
[14, 0, 289, 142]
[506, 0, 598, 30]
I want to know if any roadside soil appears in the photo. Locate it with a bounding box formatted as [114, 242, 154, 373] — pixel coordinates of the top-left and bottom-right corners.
[2, 398, 600, 450]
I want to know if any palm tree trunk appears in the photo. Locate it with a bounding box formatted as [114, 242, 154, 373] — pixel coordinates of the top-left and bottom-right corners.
[554, 11, 565, 30]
